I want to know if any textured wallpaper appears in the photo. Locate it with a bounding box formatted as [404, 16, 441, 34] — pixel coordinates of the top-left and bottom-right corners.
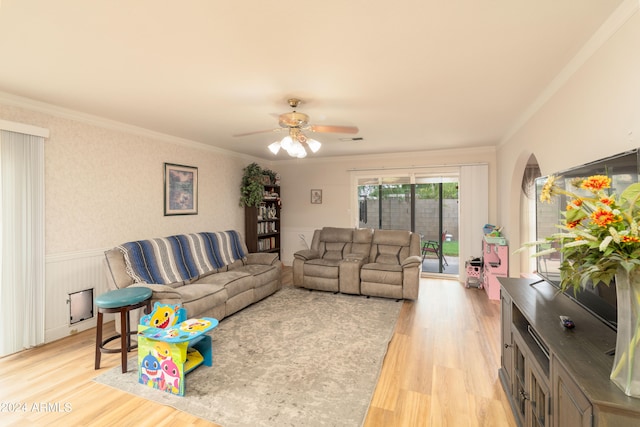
[0, 103, 251, 254]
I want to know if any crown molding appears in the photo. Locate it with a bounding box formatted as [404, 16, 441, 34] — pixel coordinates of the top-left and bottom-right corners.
[0, 91, 264, 162]
[0, 118, 49, 137]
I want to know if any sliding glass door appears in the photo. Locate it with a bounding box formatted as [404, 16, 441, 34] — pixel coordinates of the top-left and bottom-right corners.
[415, 178, 459, 274]
[357, 173, 459, 275]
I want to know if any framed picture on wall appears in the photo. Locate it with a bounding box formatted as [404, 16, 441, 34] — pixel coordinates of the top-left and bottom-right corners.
[311, 189, 322, 204]
[164, 163, 198, 215]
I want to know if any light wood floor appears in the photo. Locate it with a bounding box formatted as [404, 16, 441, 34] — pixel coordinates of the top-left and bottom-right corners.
[0, 268, 516, 426]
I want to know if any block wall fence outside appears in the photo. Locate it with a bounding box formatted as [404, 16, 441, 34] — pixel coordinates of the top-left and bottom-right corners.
[359, 199, 459, 241]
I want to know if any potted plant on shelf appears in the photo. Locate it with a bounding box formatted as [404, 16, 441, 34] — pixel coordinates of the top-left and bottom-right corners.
[240, 163, 266, 208]
[519, 174, 640, 397]
[263, 168, 277, 185]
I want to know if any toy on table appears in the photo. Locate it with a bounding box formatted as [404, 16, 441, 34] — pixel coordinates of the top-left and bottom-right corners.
[137, 302, 218, 396]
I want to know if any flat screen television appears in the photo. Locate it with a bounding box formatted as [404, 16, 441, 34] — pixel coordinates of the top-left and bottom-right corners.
[535, 148, 640, 331]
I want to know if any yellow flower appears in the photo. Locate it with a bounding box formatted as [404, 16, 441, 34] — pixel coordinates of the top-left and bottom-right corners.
[540, 175, 557, 204]
[566, 199, 583, 210]
[622, 235, 640, 243]
[566, 219, 582, 229]
[590, 209, 619, 227]
[581, 175, 611, 191]
[600, 197, 614, 206]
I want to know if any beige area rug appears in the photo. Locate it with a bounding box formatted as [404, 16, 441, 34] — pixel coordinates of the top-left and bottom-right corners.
[94, 286, 402, 427]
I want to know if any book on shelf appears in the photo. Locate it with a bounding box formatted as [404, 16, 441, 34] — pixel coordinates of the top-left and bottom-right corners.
[257, 236, 278, 251]
[258, 221, 278, 235]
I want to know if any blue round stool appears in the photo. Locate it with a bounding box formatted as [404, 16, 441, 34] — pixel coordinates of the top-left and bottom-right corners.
[94, 287, 152, 373]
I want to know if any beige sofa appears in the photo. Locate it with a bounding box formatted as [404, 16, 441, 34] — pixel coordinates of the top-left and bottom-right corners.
[293, 227, 421, 299]
[104, 231, 282, 321]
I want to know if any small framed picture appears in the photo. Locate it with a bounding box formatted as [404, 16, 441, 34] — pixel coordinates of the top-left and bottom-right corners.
[311, 189, 322, 204]
[164, 163, 198, 215]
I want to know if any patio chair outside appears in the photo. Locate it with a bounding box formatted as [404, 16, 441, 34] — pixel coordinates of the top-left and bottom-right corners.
[421, 230, 448, 266]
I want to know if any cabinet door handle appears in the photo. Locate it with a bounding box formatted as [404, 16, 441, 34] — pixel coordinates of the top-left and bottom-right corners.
[504, 343, 512, 349]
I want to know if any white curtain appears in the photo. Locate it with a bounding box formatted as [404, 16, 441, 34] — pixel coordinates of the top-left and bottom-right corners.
[0, 129, 45, 356]
[459, 164, 489, 280]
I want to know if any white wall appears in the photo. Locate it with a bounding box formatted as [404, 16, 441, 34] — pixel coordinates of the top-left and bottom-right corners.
[497, 6, 640, 277]
[274, 146, 497, 265]
[0, 102, 254, 253]
[0, 99, 268, 341]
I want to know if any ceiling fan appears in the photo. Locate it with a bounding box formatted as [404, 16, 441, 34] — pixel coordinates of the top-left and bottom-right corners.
[233, 98, 359, 158]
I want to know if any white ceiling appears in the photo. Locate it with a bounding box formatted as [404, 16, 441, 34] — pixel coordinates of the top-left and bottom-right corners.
[0, 0, 624, 160]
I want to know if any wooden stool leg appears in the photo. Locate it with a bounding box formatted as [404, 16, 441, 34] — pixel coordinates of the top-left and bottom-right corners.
[94, 291, 150, 374]
[95, 310, 104, 370]
[120, 308, 128, 373]
[125, 309, 132, 351]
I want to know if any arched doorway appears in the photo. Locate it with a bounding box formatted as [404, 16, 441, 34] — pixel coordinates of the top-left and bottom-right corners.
[519, 154, 541, 275]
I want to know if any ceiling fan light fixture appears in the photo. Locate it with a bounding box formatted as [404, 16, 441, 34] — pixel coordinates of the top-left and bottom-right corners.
[288, 140, 306, 158]
[275, 134, 312, 158]
[295, 144, 307, 158]
[234, 97, 358, 158]
[280, 135, 293, 151]
[268, 141, 281, 154]
[307, 138, 321, 153]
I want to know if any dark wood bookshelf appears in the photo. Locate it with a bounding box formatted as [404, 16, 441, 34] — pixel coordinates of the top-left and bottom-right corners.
[244, 184, 280, 258]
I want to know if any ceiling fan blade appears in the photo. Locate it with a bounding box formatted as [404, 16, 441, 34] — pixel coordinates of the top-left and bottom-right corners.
[310, 124, 359, 134]
[233, 128, 280, 137]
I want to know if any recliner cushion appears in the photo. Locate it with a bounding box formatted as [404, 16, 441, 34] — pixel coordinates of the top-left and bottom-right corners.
[351, 228, 374, 256]
[235, 264, 279, 282]
[361, 263, 403, 285]
[305, 258, 341, 278]
[374, 245, 402, 265]
[195, 270, 253, 298]
[322, 242, 347, 260]
[372, 229, 411, 246]
[319, 227, 353, 243]
[170, 283, 228, 309]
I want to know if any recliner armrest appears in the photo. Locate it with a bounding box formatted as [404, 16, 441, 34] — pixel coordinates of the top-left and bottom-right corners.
[401, 255, 422, 269]
[344, 253, 368, 264]
[294, 249, 320, 261]
[245, 252, 279, 265]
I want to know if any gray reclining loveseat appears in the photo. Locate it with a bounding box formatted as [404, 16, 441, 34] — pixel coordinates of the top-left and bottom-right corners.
[293, 227, 421, 299]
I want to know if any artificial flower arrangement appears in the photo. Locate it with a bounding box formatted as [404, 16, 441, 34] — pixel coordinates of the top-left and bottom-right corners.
[520, 174, 640, 397]
[520, 174, 640, 292]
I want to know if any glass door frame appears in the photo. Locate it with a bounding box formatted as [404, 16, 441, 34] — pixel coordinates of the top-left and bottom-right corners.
[350, 167, 460, 276]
